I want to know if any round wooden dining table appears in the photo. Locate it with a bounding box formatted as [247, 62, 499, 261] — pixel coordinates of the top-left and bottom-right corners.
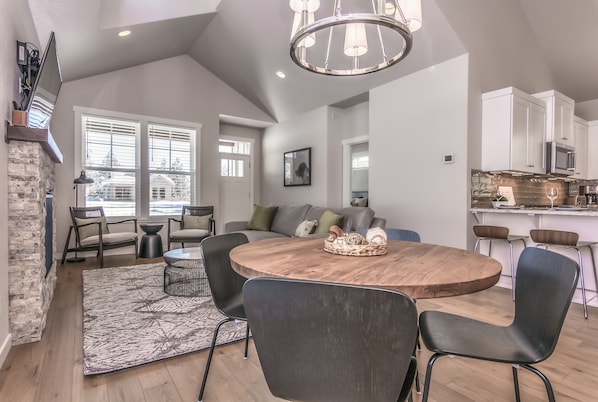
[229, 237, 502, 299]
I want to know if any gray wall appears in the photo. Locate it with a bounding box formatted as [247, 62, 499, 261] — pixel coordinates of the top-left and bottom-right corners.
[51, 55, 274, 257]
[0, 0, 40, 366]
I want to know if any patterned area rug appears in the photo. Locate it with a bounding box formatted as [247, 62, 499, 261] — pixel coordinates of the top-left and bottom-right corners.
[82, 263, 246, 375]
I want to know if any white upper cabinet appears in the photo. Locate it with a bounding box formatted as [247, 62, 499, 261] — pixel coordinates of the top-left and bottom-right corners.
[573, 116, 588, 179]
[482, 87, 546, 174]
[533, 90, 575, 147]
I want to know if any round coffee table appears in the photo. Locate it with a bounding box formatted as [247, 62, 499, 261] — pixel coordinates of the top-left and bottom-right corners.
[163, 247, 210, 297]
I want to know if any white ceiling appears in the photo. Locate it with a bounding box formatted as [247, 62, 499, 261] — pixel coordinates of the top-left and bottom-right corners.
[26, 0, 598, 124]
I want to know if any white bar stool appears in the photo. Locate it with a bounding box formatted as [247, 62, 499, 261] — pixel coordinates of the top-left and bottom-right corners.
[473, 225, 528, 300]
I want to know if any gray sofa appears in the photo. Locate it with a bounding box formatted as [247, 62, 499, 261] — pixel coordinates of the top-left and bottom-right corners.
[224, 204, 386, 242]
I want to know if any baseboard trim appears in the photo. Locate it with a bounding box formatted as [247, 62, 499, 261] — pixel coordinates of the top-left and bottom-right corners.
[0, 332, 13, 368]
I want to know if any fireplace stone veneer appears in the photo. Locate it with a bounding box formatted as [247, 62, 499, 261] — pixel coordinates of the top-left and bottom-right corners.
[7, 141, 57, 345]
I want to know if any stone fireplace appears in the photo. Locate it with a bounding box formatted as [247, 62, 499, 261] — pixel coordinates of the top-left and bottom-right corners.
[7, 140, 58, 345]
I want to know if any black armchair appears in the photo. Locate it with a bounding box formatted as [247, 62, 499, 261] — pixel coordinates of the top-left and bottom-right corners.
[61, 206, 138, 267]
[167, 205, 215, 250]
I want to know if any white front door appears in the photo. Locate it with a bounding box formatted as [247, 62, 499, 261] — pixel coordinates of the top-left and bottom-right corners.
[219, 153, 252, 232]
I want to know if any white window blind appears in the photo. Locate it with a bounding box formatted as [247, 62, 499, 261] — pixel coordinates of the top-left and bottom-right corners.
[84, 116, 137, 169]
[148, 124, 192, 172]
[82, 115, 139, 217]
[148, 123, 195, 216]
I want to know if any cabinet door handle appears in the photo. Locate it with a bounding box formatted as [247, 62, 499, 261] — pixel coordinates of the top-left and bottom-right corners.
[526, 164, 534, 167]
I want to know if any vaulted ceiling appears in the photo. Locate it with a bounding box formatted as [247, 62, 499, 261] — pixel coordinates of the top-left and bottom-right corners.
[26, 0, 598, 124]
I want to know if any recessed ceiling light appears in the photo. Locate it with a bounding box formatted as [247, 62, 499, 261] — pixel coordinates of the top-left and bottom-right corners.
[118, 30, 131, 37]
[276, 71, 286, 79]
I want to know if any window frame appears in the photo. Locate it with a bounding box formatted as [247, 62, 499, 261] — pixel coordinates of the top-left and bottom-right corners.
[74, 106, 201, 219]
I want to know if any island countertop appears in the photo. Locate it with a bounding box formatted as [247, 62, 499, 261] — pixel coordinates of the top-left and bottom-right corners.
[471, 207, 598, 217]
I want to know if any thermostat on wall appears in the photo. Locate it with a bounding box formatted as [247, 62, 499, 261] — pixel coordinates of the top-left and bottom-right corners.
[443, 153, 454, 164]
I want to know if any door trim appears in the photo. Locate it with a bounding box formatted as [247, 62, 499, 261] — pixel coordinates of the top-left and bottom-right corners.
[342, 135, 369, 207]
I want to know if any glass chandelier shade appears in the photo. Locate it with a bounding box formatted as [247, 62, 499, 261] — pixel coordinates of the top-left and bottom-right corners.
[289, 0, 422, 76]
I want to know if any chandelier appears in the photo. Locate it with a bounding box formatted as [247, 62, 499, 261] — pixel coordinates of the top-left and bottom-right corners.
[289, 0, 422, 76]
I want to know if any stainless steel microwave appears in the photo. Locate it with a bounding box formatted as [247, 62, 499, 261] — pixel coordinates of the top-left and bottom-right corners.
[546, 141, 575, 175]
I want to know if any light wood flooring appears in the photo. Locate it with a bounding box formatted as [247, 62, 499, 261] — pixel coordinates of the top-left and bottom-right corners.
[1, 254, 597, 402]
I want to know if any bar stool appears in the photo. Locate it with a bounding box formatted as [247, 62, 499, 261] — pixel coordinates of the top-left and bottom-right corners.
[473, 225, 528, 300]
[530, 229, 598, 319]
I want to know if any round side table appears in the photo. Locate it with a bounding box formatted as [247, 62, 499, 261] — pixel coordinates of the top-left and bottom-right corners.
[163, 247, 210, 297]
[139, 223, 164, 258]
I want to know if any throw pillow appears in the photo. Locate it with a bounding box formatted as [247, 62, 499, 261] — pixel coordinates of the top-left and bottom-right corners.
[247, 205, 278, 231]
[294, 219, 318, 237]
[183, 214, 212, 230]
[75, 217, 108, 240]
[315, 210, 344, 234]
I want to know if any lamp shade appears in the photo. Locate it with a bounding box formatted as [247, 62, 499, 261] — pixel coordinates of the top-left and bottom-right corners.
[73, 170, 94, 184]
[289, 0, 422, 76]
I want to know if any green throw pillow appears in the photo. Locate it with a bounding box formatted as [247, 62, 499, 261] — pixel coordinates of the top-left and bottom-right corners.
[247, 205, 278, 231]
[183, 214, 212, 230]
[315, 210, 344, 234]
[75, 217, 108, 240]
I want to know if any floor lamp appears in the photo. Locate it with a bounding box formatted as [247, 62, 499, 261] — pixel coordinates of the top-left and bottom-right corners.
[66, 170, 94, 262]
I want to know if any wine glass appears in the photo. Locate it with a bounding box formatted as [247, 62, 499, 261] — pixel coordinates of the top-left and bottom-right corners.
[547, 187, 558, 209]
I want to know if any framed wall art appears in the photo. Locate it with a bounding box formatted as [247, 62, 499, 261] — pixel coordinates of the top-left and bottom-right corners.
[284, 147, 311, 186]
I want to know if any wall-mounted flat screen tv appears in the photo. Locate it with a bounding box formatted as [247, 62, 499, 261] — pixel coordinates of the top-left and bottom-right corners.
[27, 32, 62, 129]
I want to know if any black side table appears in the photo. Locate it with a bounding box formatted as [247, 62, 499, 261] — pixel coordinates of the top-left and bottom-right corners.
[139, 223, 164, 258]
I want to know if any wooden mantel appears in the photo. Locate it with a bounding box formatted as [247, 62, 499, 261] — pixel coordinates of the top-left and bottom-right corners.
[5, 123, 63, 163]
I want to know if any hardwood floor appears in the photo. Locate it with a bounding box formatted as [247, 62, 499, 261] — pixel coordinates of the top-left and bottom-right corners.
[1, 255, 597, 402]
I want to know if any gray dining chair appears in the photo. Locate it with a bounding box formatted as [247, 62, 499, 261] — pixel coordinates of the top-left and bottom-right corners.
[243, 277, 419, 402]
[419, 247, 580, 402]
[357, 227, 421, 242]
[197, 232, 249, 402]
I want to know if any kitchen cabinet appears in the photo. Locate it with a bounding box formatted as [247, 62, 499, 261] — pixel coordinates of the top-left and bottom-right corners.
[533, 90, 575, 147]
[482, 87, 546, 174]
[573, 116, 588, 179]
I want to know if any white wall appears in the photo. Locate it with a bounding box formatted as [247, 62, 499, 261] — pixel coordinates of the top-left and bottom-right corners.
[339, 102, 369, 140]
[51, 55, 273, 255]
[369, 55, 470, 248]
[0, 0, 40, 366]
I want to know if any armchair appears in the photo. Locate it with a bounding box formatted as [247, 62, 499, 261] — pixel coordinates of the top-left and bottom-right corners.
[167, 206, 215, 250]
[61, 206, 138, 268]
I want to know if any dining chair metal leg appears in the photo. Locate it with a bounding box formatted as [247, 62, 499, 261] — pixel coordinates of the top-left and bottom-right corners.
[520, 364, 556, 402]
[198, 317, 235, 402]
[421, 353, 442, 402]
[244, 323, 250, 359]
[512, 365, 521, 402]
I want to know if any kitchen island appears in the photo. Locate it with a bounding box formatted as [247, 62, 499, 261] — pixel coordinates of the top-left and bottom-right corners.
[471, 207, 598, 308]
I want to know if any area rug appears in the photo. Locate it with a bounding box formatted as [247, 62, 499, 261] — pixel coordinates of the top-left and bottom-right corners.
[82, 263, 246, 375]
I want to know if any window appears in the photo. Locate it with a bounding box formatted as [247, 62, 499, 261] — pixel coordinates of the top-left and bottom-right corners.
[219, 139, 250, 178]
[148, 124, 194, 215]
[82, 115, 138, 216]
[352, 153, 369, 169]
[80, 111, 197, 217]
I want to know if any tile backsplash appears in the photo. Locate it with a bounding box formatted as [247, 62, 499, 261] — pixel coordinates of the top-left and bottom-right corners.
[471, 170, 598, 208]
